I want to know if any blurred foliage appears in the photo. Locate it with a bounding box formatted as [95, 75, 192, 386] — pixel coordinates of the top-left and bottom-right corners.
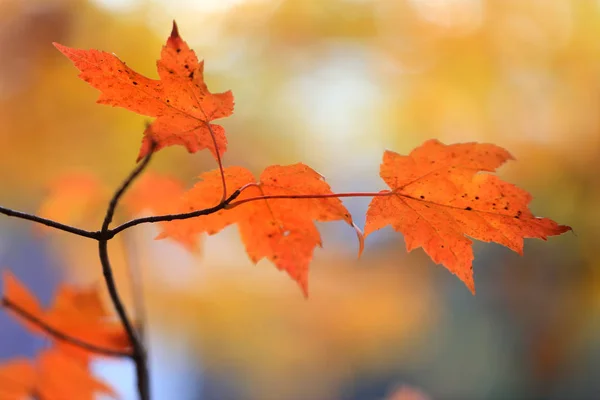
[0, 0, 597, 399]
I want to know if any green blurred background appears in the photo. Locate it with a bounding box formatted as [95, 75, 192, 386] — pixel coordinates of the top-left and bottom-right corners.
[0, 0, 594, 399]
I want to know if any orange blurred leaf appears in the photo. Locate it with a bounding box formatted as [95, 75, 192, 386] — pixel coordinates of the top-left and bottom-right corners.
[0, 358, 36, 400]
[37, 172, 108, 230]
[1, 271, 130, 360]
[365, 140, 571, 293]
[123, 172, 200, 251]
[0, 349, 117, 400]
[385, 385, 431, 400]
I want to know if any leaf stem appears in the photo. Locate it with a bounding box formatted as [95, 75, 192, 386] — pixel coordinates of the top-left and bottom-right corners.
[205, 122, 228, 203]
[226, 190, 393, 209]
[0, 206, 98, 239]
[99, 142, 157, 400]
[1, 298, 132, 358]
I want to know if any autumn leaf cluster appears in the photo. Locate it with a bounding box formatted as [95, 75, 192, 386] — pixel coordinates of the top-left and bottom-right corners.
[0, 272, 130, 398]
[48, 21, 570, 296]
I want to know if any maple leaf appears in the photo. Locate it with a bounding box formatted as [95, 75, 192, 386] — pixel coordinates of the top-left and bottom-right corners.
[1, 271, 131, 360]
[0, 349, 117, 400]
[158, 165, 361, 296]
[122, 172, 201, 251]
[365, 140, 571, 294]
[53, 21, 234, 161]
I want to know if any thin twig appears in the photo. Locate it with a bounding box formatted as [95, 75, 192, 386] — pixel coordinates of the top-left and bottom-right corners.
[108, 188, 243, 236]
[0, 206, 98, 239]
[1, 298, 132, 358]
[99, 142, 157, 400]
[109, 189, 390, 237]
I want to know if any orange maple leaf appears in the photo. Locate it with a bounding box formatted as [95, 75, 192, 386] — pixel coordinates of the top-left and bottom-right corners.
[365, 140, 571, 294]
[0, 349, 117, 400]
[159, 165, 361, 296]
[53, 21, 234, 161]
[2, 271, 131, 360]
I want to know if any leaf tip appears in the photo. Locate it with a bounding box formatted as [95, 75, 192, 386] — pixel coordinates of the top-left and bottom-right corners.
[52, 42, 68, 56]
[301, 283, 309, 299]
[352, 222, 365, 258]
[170, 20, 180, 40]
[463, 271, 476, 295]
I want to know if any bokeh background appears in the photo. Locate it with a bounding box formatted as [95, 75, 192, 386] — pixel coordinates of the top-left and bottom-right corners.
[0, 0, 595, 399]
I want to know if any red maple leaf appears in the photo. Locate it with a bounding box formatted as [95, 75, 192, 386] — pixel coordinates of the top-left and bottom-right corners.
[158, 164, 362, 296]
[53, 21, 234, 161]
[365, 140, 571, 293]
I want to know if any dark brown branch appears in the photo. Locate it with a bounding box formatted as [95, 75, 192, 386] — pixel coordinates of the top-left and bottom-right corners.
[0, 206, 99, 239]
[108, 188, 243, 237]
[1, 298, 132, 358]
[99, 142, 156, 400]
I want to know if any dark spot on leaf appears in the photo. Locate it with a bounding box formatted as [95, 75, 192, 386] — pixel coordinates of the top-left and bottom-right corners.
[514, 210, 522, 219]
[475, 196, 479, 200]
[132, 81, 138, 85]
[420, 195, 425, 199]
[176, 48, 181, 53]
[441, 245, 444, 248]
[166, 99, 170, 103]
[465, 206, 472, 211]
[504, 206, 509, 210]
[188, 71, 194, 79]
[184, 64, 189, 69]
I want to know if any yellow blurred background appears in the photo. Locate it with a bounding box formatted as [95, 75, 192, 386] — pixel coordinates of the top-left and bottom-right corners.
[0, 0, 594, 399]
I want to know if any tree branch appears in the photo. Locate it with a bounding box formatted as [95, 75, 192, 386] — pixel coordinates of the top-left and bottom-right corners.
[0, 206, 98, 239]
[108, 188, 243, 237]
[99, 142, 156, 400]
[1, 298, 132, 358]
